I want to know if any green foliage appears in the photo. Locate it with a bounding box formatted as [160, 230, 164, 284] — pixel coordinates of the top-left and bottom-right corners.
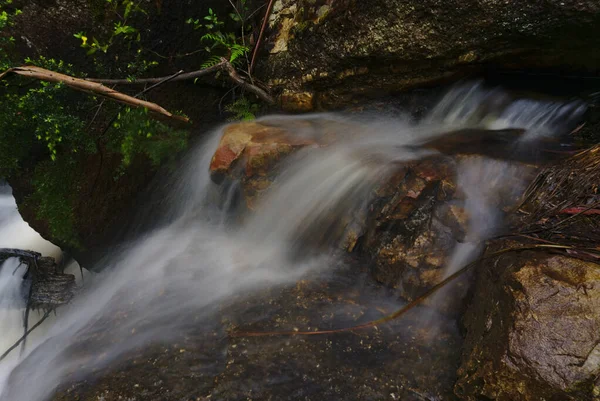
[225, 96, 260, 121]
[187, 5, 250, 68]
[74, 0, 144, 56]
[0, 57, 93, 175]
[0, 0, 265, 248]
[0, 0, 21, 70]
[0, 56, 94, 247]
[109, 107, 189, 170]
[73, 0, 152, 81]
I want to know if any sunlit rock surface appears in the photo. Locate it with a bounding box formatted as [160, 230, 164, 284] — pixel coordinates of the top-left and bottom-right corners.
[457, 249, 600, 401]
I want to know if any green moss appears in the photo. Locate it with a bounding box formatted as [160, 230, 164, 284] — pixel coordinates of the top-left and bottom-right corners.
[27, 159, 81, 249]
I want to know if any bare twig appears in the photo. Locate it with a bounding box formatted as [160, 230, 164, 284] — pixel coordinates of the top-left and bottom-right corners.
[222, 58, 274, 104]
[86, 62, 225, 85]
[228, 0, 253, 82]
[250, 0, 276, 74]
[135, 69, 184, 98]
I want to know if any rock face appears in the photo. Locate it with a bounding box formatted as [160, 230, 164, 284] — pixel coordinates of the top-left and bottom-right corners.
[457, 145, 600, 401]
[456, 249, 600, 401]
[257, 0, 600, 110]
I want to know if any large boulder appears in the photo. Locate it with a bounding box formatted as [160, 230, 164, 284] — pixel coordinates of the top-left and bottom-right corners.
[257, 0, 600, 110]
[456, 249, 600, 401]
[208, 118, 540, 306]
[456, 145, 600, 400]
[3, 0, 232, 266]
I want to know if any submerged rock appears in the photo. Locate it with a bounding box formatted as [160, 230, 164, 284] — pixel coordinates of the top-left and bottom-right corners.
[456, 249, 600, 401]
[207, 118, 539, 304]
[47, 266, 463, 401]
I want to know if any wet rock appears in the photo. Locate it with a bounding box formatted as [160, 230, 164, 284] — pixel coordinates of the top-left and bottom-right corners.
[456, 249, 600, 401]
[47, 266, 463, 401]
[209, 118, 347, 209]
[257, 0, 600, 109]
[360, 157, 465, 301]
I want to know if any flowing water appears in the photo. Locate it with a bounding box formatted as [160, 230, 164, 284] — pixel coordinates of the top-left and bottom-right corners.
[0, 83, 587, 400]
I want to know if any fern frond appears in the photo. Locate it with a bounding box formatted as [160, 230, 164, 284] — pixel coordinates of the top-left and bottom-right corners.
[201, 55, 223, 69]
[229, 44, 248, 64]
[201, 32, 226, 45]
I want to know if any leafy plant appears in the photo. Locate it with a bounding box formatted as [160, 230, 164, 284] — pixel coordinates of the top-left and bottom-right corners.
[187, 6, 250, 68]
[0, 0, 21, 70]
[74, 0, 144, 56]
[109, 107, 189, 170]
[28, 158, 81, 248]
[225, 96, 260, 121]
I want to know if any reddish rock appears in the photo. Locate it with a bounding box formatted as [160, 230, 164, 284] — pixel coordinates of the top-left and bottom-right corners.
[209, 120, 327, 208]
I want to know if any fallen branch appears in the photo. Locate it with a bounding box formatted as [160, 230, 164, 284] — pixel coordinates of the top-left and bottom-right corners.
[85, 59, 275, 104]
[230, 244, 599, 338]
[0, 66, 189, 123]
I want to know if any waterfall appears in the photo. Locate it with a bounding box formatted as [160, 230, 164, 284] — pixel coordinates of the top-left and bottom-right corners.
[0, 82, 586, 400]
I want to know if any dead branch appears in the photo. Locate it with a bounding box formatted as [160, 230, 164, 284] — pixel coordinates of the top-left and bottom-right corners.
[0, 66, 189, 123]
[222, 59, 274, 104]
[85, 59, 275, 105]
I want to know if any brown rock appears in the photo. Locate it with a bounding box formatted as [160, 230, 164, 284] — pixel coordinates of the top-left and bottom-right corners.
[209, 120, 328, 209]
[456, 250, 600, 401]
[362, 157, 467, 300]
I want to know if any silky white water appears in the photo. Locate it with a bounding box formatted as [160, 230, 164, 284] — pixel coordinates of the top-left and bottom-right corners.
[0, 83, 586, 400]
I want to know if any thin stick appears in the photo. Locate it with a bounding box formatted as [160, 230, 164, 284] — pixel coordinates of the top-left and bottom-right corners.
[20, 285, 34, 356]
[85, 60, 275, 104]
[134, 70, 184, 98]
[0, 309, 53, 362]
[230, 244, 594, 338]
[228, 0, 253, 82]
[85, 63, 226, 85]
[250, 0, 276, 74]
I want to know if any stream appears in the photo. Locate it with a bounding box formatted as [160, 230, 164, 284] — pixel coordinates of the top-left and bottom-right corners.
[0, 82, 587, 400]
